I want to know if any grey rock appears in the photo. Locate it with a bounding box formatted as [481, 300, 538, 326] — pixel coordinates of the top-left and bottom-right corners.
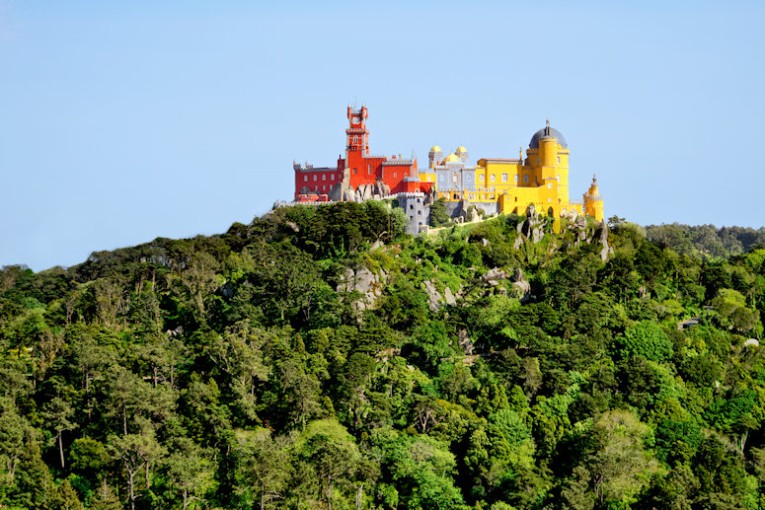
[482, 267, 509, 286]
[337, 266, 388, 313]
[444, 286, 456, 306]
[423, 280, 442, 312]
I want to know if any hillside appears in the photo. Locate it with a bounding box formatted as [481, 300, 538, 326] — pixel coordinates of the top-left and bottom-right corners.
[1, 202, 765, 509]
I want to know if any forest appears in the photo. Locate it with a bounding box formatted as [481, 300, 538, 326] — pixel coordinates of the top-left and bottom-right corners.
[2, 200, 765, 509]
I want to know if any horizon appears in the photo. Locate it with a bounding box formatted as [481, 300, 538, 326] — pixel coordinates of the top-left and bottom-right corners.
[2, 1, 764, 271]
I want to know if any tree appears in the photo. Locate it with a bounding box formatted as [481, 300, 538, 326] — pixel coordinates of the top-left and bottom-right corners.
[615, 320, 673, 362]
[233, 428, 291, 510]
[578, 410, 661, 507]
[294, 419, 363, 510]
[107, 431, 165, 510]
[164, 438, 216, 510]
[41, 394, 77, 469]
[0, 399, 29, 485]
[429, 198, 451, 228]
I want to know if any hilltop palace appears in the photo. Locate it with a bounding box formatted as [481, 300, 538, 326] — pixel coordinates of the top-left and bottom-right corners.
[293, 106, 604, 233]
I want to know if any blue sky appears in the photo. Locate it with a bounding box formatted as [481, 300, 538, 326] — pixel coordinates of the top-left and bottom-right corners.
[1, 1, 764, 271]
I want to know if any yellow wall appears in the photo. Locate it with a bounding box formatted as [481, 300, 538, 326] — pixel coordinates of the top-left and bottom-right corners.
[436, 131, 603, 228]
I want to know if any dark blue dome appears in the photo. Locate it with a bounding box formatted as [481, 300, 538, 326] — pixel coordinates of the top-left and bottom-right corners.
[529, 126, 567, 149]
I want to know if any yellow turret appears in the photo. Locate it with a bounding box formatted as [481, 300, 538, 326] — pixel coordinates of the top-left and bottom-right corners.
[584, 175, 605, 222]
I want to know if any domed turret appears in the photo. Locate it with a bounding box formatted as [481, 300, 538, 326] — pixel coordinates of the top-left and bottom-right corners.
[455, 145, 468, 163]
[428, 145, 443, 168]
[529, 120, 568, 149]
[583, 175, 604, 222]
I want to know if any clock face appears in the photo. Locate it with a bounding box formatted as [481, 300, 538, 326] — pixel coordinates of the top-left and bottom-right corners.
[352, 116, 360, 124]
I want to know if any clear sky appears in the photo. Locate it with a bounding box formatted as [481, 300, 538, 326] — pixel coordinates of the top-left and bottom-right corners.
[1, 1, 764, 271]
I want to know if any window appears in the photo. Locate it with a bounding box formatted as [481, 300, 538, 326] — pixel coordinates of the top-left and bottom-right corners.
[479, 174, 484, 181]
[313, 175, 317, 182]
[304, 175, 308, 182]
[322, 174, 326, 181]
[547, 183, 552, 189]
[394, 172, 398, 178]
[502, 173, 508, 182]
[417, 210, 422, 215]
[514, 175, 518, 183]
[490, 174, 495, 183]
[409, 204, 414, 210]
[331, 174, 335, 181]
[524, 175, 529, 183]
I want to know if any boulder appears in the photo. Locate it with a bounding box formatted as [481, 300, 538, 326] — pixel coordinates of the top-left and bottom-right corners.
[597, 220, 613, 261]
[517, 204, 546, 244]
[337, 266, 388, 313]
[511, 268, 531, 302]
[423, 280, 442, 312]
[482, 267, 509, 286]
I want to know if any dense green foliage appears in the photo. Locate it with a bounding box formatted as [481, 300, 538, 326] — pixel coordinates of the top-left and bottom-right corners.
[644, 222, 765, 259]
[2, 203, 765, 509]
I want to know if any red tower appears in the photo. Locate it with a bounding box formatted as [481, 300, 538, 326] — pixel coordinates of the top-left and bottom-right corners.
[293, 106, 428, 203]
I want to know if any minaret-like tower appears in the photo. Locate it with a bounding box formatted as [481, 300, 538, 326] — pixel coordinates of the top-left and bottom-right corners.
[456, 145, 469, 163]
[584, 175, 605, 222]
[428, 145, 443, 168]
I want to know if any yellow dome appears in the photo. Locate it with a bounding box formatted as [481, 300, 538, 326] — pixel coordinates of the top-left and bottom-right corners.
[430, 145, 442, 153]
[443, 152, 461, 163]
[455, 145, 468, 154]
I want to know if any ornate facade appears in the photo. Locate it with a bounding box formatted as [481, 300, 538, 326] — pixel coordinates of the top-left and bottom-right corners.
[292, 108, 604, 232]
[293, 106, 433, 203]
[430, 121, 604, 229]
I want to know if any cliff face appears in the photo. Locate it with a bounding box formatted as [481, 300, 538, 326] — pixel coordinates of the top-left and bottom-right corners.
[1, 204, 764, 509]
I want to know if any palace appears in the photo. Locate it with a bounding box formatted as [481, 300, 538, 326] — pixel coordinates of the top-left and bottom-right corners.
[430, 121, 604, 228]
[293, 106, 434, 203]
[292, 107, 604, 232]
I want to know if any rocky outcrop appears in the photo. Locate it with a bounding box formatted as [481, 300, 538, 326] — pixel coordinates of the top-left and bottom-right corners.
[511, 268, 532, 302]
[347, 181, 393, 203]
[596, 220, 613, 261]
[337, 266, 388, 313]
[565, 215, 588, 244]
[515, 205, 546, 248]
[458, 329, 474, 355]
[482, 268, 509, 286]
[459, 206, 481, 223]
[423, 279, 458, 311]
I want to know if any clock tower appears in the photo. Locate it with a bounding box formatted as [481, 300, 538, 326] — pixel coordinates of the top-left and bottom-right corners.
[345, 106, 372, 185]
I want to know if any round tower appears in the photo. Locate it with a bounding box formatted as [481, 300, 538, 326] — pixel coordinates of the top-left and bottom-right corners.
[456, 145, 468, 163]
[583, 175, 605, 222]
[428, 145, 442, 168]
[539, 120, 558, 168]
